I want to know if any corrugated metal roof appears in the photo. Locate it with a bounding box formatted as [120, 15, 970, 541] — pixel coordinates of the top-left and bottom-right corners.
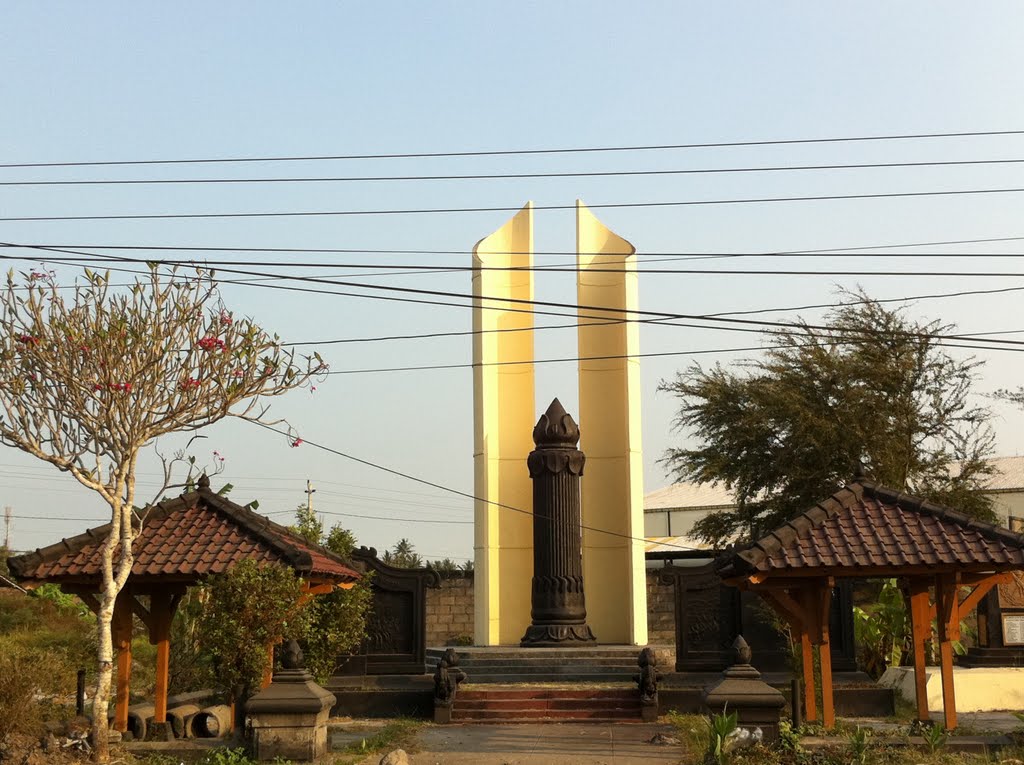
[643, 481, 736, 511]
[645, 456, 1024, 512]
[644, 535, 716, 553]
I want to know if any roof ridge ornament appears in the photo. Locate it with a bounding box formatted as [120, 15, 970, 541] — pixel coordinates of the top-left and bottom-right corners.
[197, 473, 211, 491]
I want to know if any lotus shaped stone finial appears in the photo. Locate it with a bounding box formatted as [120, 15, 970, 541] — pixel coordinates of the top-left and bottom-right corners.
[532, 398, 580, 448]
[732, 634, 752, 666]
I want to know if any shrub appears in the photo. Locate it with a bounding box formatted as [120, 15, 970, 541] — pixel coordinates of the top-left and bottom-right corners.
[0, 645, 56, 743]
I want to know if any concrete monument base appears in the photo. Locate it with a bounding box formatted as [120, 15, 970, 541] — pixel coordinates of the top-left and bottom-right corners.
[879, 666, 1024, 712]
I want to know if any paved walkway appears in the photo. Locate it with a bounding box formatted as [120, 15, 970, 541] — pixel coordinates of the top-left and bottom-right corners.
[400, 723, 684, 765]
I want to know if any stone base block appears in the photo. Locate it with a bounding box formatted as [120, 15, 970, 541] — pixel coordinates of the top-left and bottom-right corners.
[251, 709, 331, 762]
[879, 666, 1024, 713]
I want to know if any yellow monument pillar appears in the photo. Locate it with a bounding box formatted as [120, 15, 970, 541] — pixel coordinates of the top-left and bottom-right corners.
[576, 200, 648, 645]
[473, 202, 535, 645]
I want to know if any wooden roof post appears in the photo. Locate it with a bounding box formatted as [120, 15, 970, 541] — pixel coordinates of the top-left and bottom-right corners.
[151, 591, 173, 725]
[907, 579, 932, 724]
[113, 596, 133, 733]
[797, 587, 817, 723]
[817, 581, 835, 729]
[935, 573, 959, 730]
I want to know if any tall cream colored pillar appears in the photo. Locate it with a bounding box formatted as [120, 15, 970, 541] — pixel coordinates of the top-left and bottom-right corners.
[576, 200, 648, 645]
[472, 202, 535, 645]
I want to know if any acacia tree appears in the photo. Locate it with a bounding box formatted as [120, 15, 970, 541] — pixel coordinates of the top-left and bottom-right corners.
[0, 266, 324, 761]
[660, 294, 995, 547]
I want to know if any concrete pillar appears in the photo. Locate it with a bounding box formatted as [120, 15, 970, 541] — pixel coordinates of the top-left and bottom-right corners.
[472, 202, 535, 645]
[576, 200, 648, 645]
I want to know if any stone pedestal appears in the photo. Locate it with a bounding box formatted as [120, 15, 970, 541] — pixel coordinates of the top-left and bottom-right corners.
[521, 399, 597, 647]
[247, 641, 337, 762]
[702, 636, 786, 743]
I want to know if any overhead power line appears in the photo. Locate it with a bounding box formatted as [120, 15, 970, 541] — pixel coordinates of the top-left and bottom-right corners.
[3, 128, 1023, 168]
[5, 245, 1024, 278]
[6, 242, 1024, 355]
[250, 422, 701, 552]
[7, 186, 1024, 222]
[15, 234, 1024, 259]
[6, 156, 1024, 186]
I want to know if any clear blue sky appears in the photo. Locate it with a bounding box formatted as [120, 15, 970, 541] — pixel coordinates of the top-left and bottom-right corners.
[2, 2, 1024, 561]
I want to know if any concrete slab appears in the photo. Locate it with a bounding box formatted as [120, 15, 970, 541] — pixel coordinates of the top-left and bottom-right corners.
[407, 723, 683, 765]
[879, 666, 1024, 712]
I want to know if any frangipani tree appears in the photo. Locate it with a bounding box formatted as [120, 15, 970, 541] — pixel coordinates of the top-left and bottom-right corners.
[0, 266, 324, 761]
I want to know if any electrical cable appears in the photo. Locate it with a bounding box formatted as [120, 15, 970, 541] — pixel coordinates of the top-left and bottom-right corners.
[7, 186, 1024, 222]
[3, 127, 1023, 168]
[249, 421, 703, 551]
[6, 156, 1024, 186]
[6, 242, 1024, 355]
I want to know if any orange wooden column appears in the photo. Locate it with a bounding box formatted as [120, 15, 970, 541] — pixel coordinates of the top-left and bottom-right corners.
[799, 626, 817, 723]
[150, 592, 172, 725]
[815, 584, 835, 729]
[935, 574, 960, 730]
[907, 579, 932, 723]
[113, 597, 134, 733]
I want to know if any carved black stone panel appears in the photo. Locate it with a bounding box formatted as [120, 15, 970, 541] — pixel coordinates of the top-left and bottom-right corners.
[335, 547, 440, 676]
[660, 563, 857, 673]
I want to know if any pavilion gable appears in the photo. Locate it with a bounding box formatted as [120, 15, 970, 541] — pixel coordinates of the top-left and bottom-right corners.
[722, 480, 1024, 579]
[8, 475, 359, 588]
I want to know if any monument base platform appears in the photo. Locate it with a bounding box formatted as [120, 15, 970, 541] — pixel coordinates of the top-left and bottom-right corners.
[879, 666, 1024, 712]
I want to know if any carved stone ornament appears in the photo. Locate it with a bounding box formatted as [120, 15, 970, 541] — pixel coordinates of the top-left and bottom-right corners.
[635, 647, 662, 706]
[532, 398, 581, 447]
[433, 648, 466, 708]
[521, 398, 596, 647]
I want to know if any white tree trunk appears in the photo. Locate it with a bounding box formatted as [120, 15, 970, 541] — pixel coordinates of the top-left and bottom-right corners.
[91, 591, 115, 761]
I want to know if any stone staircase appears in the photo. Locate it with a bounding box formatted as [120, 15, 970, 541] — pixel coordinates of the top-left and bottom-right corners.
[425, 646, 653, 684]
[452, 687, 643, 723]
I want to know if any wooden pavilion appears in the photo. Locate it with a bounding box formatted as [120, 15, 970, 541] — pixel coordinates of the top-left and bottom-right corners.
[718, 476, 1024, 730]
[7, 474, 360, 736]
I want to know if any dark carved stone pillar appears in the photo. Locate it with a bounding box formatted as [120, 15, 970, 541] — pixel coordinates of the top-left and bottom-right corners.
[521, 398, 597, 646]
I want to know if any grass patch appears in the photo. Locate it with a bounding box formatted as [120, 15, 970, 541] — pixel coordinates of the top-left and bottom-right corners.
[333, 718, 422, 764]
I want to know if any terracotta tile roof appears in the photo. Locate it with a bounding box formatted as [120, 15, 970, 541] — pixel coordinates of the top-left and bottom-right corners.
[720, 480, 1024, 579]
[7, 478, 359, 586]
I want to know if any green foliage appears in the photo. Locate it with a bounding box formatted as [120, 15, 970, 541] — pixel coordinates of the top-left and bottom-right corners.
[197, 560, 309, 695]
[0, 589, 96, 693]
[668, 711, 712, 760]
[324, 524, 357, 560]
[303, 576, 373, 682]
[707, 706, 739, 764]
[198, 748, 260, 765]
[291, 503, 322, 546]
[776, 719, 801, 753]
[0, 545, 9, 577]
[296, 515, 371, 682]
[427, 557, 462, 574]
[854, 579, 908, 679]
[660, 293, 996, 545]
[168, 589, 216, 696]
[921, 724, 948, 754]
[848, 725, 872, 764]
[338, 719, 421, 756]
[383, 538, 423, 568]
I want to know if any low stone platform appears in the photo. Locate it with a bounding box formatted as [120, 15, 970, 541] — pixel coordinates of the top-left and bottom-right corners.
[425, 644, 673, 684]
[879, 665, 1024, 712]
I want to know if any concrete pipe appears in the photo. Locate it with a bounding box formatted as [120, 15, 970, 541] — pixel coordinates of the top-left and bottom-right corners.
[123, 703, 154, 741]
[165, 704, 202, 739]
[188, 704, 232, 738]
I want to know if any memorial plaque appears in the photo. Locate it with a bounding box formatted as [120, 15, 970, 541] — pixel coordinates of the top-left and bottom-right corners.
[1003, 613, 1024, 646]
[997, 571, 1024, 609]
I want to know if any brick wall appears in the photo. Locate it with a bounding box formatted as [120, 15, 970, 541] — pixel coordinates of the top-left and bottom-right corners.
[425, 574, 475, 646]
[424, 570, 677, 650]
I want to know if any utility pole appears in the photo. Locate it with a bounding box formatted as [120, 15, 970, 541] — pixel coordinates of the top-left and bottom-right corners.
[3, 505, 11, 550]
[305, 480, 316, 513]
